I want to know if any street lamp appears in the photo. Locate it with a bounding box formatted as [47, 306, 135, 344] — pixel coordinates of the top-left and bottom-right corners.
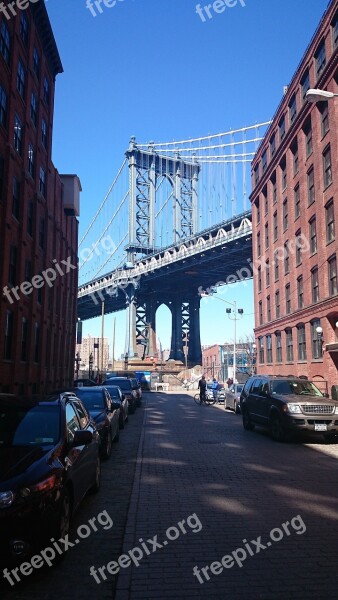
[306, 88, 338, 103]
[252, 343, 257, 375]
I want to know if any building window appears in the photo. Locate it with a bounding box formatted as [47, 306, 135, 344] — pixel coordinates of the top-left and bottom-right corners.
[0, 21, 10, 65]
[297, 276, 303, 309]
[270, 134, 276, 158]
[285, 283, 291, 314]
[297, 324, 307, 361]
[284, 242, 289, 274]
[308, 216, 317, 254]
[307, 167, 315, 205]
[30, 92, 37, 127]
[279, 115, 285, 143]
[266, 335, 272, 363]
[311, 319, 323, 360]
[323, 145, 332, 188]
[27, 201, 33, 236]
[265, 222, 269, 249]
[0, 155, 4, 203]
[259, 337, 264, 364]
[289, 94, 297, 124]
[266, 260, 270, 287]
[8, 245, 17, 287]
[39, 166, 46, 197]
[14, 114, 23, 155]
[294, 184, 300, 219]
[25, 258, 31, 281]
[311, 267, 319, 303]
[20, 12, 29, 46]
[43, 77, 50, 105]
[275, 332, 282, 363]
[257, 232, 261, 257]
[37, 283, 42, 305]
[4, 310, 13, 360]
[272, 173, 277, 204]
[263, 187, 268, 214]
[315, 40, 326, 78]
[332, 13, 338, 49]
[274, 254, 279, 281]
[328, 254, 337, 296]
[267, 296, 271, 321]
[12, 177, 20, 220]
[33, 47, 40, 79]
[41, 118, 47, 149]
[318, 101, 329, 137]
[295, 229, 302, 265]
[21, 318, 28, 361]
[39, 217, 45, 249]
[283, 199, 288, 231]
[326, 200, 335, 243]
[275, 290, 280, 318]
[304, 118, 312, 157]
[34, 323, 40, 363]
[262, 149, 267, 174]
[255, 199, 260, 224]
[258, 266, 262, 292]
[301, 69, 310, 103]
[273, 211, 278, 241]
[28, 144, 34, 177]
[291, 140, 298, 175]
[281, 158, 287, 190]
[259, 301, 263, 325]
[17, 60, 25, 98]
[0, 84, 7, 127]
[286, 328, 294, 362]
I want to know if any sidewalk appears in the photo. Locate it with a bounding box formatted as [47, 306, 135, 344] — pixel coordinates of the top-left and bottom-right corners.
[114, 392, 338, 599]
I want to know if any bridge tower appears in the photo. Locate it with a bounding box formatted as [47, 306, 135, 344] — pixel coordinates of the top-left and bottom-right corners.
[124, 138, 202, 365]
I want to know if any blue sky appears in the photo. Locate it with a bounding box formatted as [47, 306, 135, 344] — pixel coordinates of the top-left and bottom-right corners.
[46, 0, 330, 358]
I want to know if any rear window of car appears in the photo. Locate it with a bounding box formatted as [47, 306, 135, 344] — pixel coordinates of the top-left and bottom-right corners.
[74, 389, 105, 409]
[107, 379, 132, 391]
[104, 386, 120, 398]
[0, 405, 60, 447]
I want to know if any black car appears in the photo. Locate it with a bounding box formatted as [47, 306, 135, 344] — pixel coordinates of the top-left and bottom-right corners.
[0, 393, 100, 562]
[103, 385, 129, 429]
[72, 387, 120, 459]
[102, 378, 137, 413]
[240, 375, 338, 442]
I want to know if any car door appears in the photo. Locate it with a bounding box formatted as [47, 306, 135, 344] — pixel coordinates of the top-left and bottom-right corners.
[247, 378, 262, 421]
[64, 402, 92, 507]
[255, 380, 270, 424]
[72, 399, 98, 490]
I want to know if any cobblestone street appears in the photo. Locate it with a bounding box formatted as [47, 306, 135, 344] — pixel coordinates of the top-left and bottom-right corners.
[3, 392, 338, 599]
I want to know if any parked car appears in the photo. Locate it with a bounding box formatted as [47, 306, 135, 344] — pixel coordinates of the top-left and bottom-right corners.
[102, 385, 128, 429]
[0, 392, 100, 562]
[73, 378, 97, 387]
[103, 378, 138, 413]
[72, 387, 120, 459]
[240, 375, 338, 442]
[131, 378, 142, 406]
[224, 383, 244, 414]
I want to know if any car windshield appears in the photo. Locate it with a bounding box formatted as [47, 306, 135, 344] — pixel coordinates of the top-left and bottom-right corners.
[107, 379, 131, 391]
[104, 386, 120, 399]
[74, 389, 105, 409]
[0, 405, 60, 447]
[271, 380, 323, 397]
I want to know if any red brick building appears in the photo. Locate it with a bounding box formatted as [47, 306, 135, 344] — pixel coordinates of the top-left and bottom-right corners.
[0, 4, 81, 395]
[250, 0, 338, 395]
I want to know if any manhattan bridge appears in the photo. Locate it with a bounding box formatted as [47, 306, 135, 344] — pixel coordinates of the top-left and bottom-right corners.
[77, 122, 270, 366]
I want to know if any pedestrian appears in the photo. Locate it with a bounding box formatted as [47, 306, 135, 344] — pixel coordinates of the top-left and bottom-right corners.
[226, 377, 231, 389]
[198, 375, 207, 403]
[212, 377, 220, 403]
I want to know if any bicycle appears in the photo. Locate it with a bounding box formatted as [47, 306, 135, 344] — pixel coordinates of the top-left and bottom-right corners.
[194, 392, 216, 406]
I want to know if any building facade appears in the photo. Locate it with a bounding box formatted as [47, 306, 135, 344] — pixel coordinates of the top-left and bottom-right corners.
[0, 4, 81, 395]
[251, 0, 338, 394]
[76, 336, 109, 374]
[202, 342, 255, 381]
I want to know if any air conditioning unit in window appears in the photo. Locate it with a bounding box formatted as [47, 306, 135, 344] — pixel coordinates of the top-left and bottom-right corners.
[60, 174, 81, 217]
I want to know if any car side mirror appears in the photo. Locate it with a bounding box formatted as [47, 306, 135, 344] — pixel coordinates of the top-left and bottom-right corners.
[73, 430, 93, 447]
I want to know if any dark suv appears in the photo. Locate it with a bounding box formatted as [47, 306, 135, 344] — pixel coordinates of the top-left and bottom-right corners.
[240, 375, 338, 442]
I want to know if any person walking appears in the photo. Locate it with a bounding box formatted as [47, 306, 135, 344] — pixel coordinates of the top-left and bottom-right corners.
[198, 375, 207, 403]
[212, 378, 220, 403]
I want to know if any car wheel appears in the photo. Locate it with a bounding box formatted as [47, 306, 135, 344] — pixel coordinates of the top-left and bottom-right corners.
[270, 414, 287, 442]
[242, 406, 254, 431]
[223, 397, 227, 410]
[113, 426, 119, 443]
[234, 401, 238, 414]
[90, 455, 101, 494]
[102, 429, 112, 459]
[324, 432, 338, 444]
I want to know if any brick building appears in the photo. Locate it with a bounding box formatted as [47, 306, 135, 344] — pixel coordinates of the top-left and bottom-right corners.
[251, 0, 338, 394]
[76, 336, 109, 373]
[202, 342, 254, 381]
[0, 4, 81, 395]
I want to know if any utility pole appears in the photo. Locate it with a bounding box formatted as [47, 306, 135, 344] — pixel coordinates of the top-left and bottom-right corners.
[112, 316, 116, 371]
[101, 301, 105, 376]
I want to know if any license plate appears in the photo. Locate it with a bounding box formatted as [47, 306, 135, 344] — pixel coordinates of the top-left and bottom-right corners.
[315, 424, 328, 431]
